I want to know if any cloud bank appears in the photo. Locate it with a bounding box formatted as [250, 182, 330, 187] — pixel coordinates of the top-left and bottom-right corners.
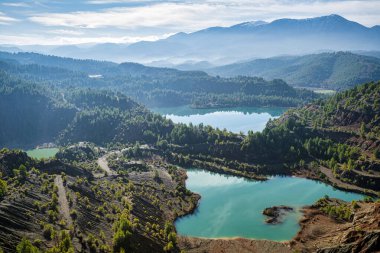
[1, 0, 379, 45]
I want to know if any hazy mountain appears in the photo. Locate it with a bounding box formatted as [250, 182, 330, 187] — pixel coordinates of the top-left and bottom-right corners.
[48, 43, 130, 62]
[0, 46, 22, 53]
[122, 14, 380, 64]
[207, 52, 380, 90]
[354, 50, 380, 59]
[5, 15, 380, 64]
[147, 60, 215, 71]
[3, 43, 131, 63]
[0, 51, 118, 73]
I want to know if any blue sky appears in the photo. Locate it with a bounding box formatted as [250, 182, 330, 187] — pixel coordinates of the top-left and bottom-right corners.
[1, 0, 379, 45]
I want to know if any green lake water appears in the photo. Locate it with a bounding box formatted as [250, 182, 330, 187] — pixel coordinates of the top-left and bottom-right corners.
[26, 148, 59, 159]
[151, 106, 287, 133]
[175, 169, 364, 241]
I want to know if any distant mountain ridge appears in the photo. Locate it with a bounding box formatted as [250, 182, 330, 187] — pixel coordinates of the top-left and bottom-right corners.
[122, 14, 380, 64]
[2, 14, 379, 64]
[207, 52, 380, 90]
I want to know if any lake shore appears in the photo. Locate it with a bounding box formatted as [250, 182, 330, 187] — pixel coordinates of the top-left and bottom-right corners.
[175, 169, 363, 241]
[179, 200, 380, 253]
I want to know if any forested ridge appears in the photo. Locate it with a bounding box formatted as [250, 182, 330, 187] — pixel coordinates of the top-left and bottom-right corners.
[209, 52, 380, 90]
[0, 51, 317, 108]
[1, 62, 379, 195]
[0, 71, 175, 148]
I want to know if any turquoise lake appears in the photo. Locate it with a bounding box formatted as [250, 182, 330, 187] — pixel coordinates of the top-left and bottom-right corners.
[151, 106, 286, 133]
[175, 169, 364, 241]
[26, 148, 59, 159]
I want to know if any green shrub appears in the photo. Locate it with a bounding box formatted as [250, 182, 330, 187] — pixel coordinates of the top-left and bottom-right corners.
[70, 210, 78, 220]
[164, 241, 174, 252]
[46, 231, 74, 253]
[0, 179, 7, 199]
[363, 196, 374, 203]
[43, 224, 55, 240]
[112, 211, 133, 252]
[47, 210, 58, 222]
[374, 148, 380, 159]
[16, 238, 40, 253]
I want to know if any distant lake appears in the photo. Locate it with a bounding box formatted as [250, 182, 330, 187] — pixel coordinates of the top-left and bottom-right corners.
[26, 148, 59, 159]
[175, 169, 364, 241]
[151, 106, 287, 133]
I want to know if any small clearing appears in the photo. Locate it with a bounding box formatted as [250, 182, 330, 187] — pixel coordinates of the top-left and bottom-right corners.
[97, 154, 117, 176]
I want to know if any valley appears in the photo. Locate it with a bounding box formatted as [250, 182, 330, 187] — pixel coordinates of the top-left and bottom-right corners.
[1, 75, 379, 252]
[1, 10, 380, 253]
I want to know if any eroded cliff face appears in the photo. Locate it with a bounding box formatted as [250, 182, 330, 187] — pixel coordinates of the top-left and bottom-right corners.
[292, 199, 380, 253]
[178, 237, 292, 253]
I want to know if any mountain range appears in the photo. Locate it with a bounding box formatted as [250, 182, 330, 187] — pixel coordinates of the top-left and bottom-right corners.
[124, 14, 380, 64]
[2, 14, 380, 65]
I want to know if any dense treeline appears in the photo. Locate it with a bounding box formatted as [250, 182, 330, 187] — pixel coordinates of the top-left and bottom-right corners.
[58, 107, 173, 145]
[296, 82, 380, 137]
[0, 71, 76, 148]
[209, 52, 380, 90]
[0, 51, 118, 73]
[0, 52, 317, 108]
[0, 69, 238, 148]
[1, 67, 378, 172]
[0, 70, 211, 147]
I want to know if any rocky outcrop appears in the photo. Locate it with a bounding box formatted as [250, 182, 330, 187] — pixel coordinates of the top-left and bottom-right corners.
[317, 231, 380, 253]
[263, 205, 294, 224]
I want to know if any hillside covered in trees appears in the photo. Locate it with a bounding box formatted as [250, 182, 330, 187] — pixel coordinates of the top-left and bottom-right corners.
[1, 57, 379, 195]
[0, 71, 175, 148]
[171, 81, 380, 195]
[0, 79, 379, 252]
[0, 47, 380, 253]
[0, 51, 317, 108]
[208, 52, 380, 90]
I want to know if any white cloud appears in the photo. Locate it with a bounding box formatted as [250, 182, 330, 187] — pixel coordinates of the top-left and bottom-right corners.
[2, 0, 380, 46]
[2, 2, 30, 7]
[87, 0, 158, 4]
[0, 12, 19, 25]
[0, 33, 173, 45]
[28, 0, 380, 32]
[48, 29, 84, 36]
[29, 3, 224, 30]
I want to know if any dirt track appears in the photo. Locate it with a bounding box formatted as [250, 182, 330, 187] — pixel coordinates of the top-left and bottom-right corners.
[54, 175, 73, 227]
